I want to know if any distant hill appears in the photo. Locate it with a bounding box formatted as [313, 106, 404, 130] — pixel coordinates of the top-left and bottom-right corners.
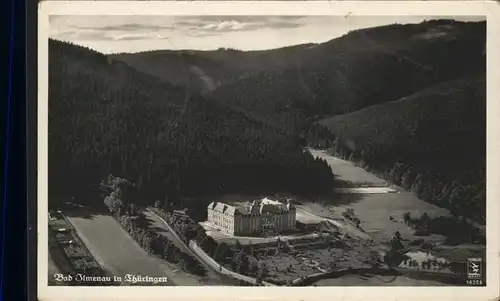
[112, 20, 485, 134]
[205, 20, 485, 132]
[110, 43, 315, 94]
[48, 39, 334, 208]
[312, 75, 486, 222]
[50, 19, 487, 222]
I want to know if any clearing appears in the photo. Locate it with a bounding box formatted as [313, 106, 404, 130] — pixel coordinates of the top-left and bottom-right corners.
[307, 148, 387, 186]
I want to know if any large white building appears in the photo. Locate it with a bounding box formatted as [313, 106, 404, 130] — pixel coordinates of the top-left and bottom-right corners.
[206, 197, 296, 236]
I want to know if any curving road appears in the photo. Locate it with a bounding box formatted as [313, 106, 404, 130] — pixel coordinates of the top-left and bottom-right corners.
[145, 209, 262, 286]
[66, 213, 200, 286]
[141, 210, 225, 285]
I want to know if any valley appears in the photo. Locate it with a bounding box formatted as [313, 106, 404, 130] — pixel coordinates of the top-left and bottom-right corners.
[47, 17, 486, 287]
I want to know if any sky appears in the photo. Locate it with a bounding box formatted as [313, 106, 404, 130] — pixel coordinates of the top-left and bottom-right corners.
[49, 15, 485, 54]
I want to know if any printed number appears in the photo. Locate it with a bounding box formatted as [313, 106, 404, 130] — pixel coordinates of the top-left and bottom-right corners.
[466, 279, 484, 286]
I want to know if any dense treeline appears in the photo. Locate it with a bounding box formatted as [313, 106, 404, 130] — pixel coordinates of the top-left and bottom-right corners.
[49, 39, 335, 208]
[308, 76, 486, 223]
[101, 175, 207, 276]
[402, 212, 485, 245]
[117, 214, 206, 276]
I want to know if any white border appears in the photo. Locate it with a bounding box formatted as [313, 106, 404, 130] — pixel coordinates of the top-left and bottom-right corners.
[38, 1, 500, 301]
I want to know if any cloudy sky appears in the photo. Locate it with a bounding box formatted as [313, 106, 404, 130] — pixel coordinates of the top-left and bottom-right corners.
[49, 15, 485, 54]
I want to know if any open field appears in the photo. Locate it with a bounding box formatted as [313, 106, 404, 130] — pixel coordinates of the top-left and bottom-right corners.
[431, 244, 485, 262]
[298, 193, 450, 244]
[307, 148, 387, 186]
[333, 187, 397, 194]
[302, 149, 485, 269]
[343, 192, 449, 243]
[302, 149, 472, 243]
[66, 212, 188, 285]
[312, 274, 448, 286]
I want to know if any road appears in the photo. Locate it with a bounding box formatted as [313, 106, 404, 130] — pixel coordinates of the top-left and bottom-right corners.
[141, 210, 225, 285]
[145, 209, 254, 286]
[66, 213, 199, 286]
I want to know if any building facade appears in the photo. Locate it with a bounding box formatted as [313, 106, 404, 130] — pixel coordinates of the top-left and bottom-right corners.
[206, 197, 296, 236]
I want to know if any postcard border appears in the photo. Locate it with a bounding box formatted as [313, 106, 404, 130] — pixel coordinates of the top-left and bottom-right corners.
[37, 1, 500, 301]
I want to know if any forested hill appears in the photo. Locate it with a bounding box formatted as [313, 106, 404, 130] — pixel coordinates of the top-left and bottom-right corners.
[111, 20, 485, 134]
[109, 42, 316, 94]
[310, 75, 486, 222]
[48, 39, 334, 208]
[204, 20, 485, 133]
[112, 20, 485, 97]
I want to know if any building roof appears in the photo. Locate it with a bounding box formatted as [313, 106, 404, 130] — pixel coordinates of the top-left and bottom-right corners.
[208, 197, 295, 216]
[207, 201, 243, 215]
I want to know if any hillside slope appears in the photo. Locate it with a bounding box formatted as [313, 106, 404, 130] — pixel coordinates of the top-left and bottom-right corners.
[312, 75, 486, 222]
[206, 20, 485, 132]
[48, 39, 335, 208]
[112, 20, 485, 134]
[110, 43, 315, 94]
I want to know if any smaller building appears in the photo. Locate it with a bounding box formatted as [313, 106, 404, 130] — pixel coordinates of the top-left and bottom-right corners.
[206, 197, 296, 236]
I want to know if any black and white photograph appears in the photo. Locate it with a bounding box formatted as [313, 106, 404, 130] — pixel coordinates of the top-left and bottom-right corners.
[38, 1, 500, 301]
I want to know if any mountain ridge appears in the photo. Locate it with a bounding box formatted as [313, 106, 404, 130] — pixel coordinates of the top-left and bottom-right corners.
[111, 19, 485, 98]
[311, 74, 486, 221]
[48, 39, 335, 208]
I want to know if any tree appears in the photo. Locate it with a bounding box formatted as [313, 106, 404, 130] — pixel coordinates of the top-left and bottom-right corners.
[384, 249, 405, 268]
[390, 231, 404, 252]
[235, 241, 242, 251]
[127, 203, 137, 216]
[257, 262, 268, 284]
[104, 189, 124, 214]
[163, 196, 175, 214]
[236, 252, 249, 274]
[401, 167, 416, 190]
[369, 251, 381, 268]
[421, 241, 434, 254]
[420, 212, 431, 223]
[403, 212, 412, 224]
[418, 212, 431, 233]
[154, 200, 161, 209]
